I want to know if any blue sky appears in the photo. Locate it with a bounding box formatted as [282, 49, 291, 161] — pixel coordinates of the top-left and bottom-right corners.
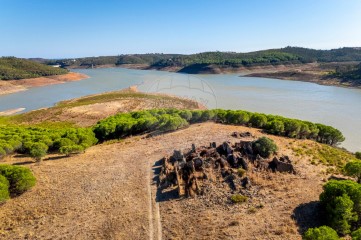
[1, 0, 361, 58]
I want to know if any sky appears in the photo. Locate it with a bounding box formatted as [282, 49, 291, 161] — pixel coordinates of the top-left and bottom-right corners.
[1, 0, 361, 58]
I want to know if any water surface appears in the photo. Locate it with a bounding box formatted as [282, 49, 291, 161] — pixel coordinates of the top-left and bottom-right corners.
[0, 67, 360, 152]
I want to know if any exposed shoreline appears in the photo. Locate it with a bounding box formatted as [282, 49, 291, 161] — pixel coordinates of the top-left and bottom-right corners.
[69, 62, 361, 89]
[0, 72, 89, 96]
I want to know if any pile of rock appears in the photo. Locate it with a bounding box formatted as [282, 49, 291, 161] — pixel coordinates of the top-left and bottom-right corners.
[159, 137, 296, 198]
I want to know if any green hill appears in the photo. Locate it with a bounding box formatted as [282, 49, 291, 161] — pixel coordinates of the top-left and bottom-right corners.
[48, 47, 361, 69]
[0, 57, 68, 80]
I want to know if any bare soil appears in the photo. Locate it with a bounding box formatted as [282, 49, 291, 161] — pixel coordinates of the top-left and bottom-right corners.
[0, 123, 330, 240]
[0, 72, 88, 95]
[14, 88, 203, 127]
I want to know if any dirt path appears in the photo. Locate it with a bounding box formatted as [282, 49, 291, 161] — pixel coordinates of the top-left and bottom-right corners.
[0, 123, 327, 239]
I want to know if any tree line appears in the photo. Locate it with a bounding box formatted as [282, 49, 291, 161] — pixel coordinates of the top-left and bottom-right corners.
[93, 109, 345, 145]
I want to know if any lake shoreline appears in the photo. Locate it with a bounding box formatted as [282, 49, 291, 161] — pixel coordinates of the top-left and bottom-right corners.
[0, 72, 89, 96]
[68, 62, 361, 90]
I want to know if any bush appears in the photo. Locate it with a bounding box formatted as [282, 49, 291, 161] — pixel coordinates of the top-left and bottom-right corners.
[237, 168, 246, 177]
[320, 180, 361, 235]
[0, 175, 10, 203]
[59, 144, 84, 156]
[356, 152, 361, 160]
[230, 194, 248, 204]
[0, 165, 36, 195]
[252, 137, 278, 158]
[352, 228, 361, 240]
[249, 114, 267, 128]
[344, 161, 361, 183]
[29, 142, 48, 161]
[266, 120, 285, 135]
[303, 226, 339, 240]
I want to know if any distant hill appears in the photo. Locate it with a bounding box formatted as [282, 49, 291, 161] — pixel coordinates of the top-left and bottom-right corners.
[45, 47, 361, 70]
[0, 57, 68, 80]
[331, 63, 361, 85]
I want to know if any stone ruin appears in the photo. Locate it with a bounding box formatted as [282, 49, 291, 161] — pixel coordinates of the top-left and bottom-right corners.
[159, 134, 296, 197]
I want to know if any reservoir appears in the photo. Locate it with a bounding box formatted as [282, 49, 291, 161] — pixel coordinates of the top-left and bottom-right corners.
[0, 67, 360, 152]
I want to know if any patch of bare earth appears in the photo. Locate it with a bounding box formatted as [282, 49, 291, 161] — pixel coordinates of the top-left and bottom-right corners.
[16, 89, 204, 127]
[0, 123, 330, 239]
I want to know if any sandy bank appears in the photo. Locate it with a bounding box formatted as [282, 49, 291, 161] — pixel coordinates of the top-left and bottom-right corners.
[0, 108, 26, 116]
[0, 72, 89, 96]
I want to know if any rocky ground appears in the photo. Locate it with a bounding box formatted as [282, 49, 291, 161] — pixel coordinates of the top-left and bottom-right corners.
[0, 123, 332, 239]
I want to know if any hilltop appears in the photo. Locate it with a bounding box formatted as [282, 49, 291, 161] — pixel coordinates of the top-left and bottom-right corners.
[0, 91, 358, 239]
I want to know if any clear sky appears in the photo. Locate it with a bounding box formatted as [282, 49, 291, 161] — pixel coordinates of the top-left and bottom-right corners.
[1, 0, 361, 58]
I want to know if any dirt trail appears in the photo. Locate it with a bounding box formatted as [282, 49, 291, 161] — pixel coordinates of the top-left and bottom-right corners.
[0, 123, 327, 239]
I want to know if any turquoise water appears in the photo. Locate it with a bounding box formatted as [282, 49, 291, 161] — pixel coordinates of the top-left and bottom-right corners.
[0, 67, 360, 152]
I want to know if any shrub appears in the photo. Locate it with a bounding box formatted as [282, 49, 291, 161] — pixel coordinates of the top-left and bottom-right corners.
[230, 194, 248, 204]
[344, 161, 361, 183]
[29, 142, 48, 161]
[252, 137, 278, 158]
[356, 152, 361, 160]
[303, 226, 339, 240]
[320, 180, 361, 235]
[0, 147, 6, 159]
[0, 165, 36, 195]
[0, 175, 10, 203]
[352, 228, 361, 240]
[266, 120, 285, 135]
[59, 144, 84, 156]
[249, 114, 267, 128]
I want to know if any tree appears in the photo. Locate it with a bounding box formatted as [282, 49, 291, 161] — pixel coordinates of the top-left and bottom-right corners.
[344, 161, 361, 183]
[303, 226, 339, 240]
[252, 137, 278, 158]
[352, 228, 361, 240]
[29, 142, 48, 162]
[249, 114, 267, 128]
[266, 120, 284, 135]
[320, 180, 361, 235]
[356, 152, 361, 160]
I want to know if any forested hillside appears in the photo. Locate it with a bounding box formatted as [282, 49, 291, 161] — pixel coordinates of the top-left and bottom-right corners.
[331, 63, 361, 84]
[47, 47, 361, 69]
[0, 57, 68, 80]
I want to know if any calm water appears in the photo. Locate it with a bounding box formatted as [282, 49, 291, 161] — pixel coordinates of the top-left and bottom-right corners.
[0, 67, 360, 152]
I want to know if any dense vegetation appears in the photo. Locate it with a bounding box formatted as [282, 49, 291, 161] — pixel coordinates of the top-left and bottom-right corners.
[319, 180, 361, 235]
[93, 109, 345, 146]
[252, 137, 278, 158]
[330, 63, 361, 85]
[0, 165, 36, 202]
[0, 57, 68, 80]
[303, 226, 339, 240]
[0, 125, 97, 160]
[48, 47, 361, 69]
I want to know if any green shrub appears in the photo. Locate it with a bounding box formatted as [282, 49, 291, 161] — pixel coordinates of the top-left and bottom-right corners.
[320, 180, 361, 235]
[0, 165, 36, 195]
[0, 147, 6, 159]
[352, 228, 361, 240]
[230, 194, 248, 204]
[249, 113, 267, 128]
[303, 226, 339, 240]
[0, 175, 10, 203]
[356, 152, 361, 160]
[266, 120, 285, 135]
[252, 137, 278, 158]
[59, 144, 84, 156]
[29, 142, 48, 161]
[344, 161, 361, 183]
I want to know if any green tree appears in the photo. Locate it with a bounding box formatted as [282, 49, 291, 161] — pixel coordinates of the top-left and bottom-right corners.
[0, 175, 10, 203]
[344, 161, 361, 183]
[266, 120, 284, 135]
[249, 114, 267, 128]
[303, 226, 339, 240]
[29, 142, 48, 161]
[352, 228, 361, 240]
[356, 152, 361, 160]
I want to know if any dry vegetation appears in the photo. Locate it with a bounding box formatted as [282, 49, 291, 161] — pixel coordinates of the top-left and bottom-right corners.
[0, 122, 355, 239]
[9, 88, 204, 127]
